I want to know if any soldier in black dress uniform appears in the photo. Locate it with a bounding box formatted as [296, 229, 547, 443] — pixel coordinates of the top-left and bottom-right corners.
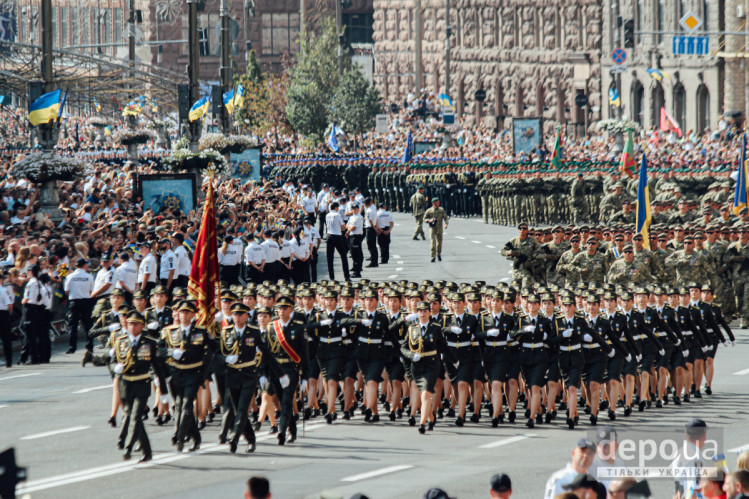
[111, 311, 169, 462]
[401, 301, 456, 434]
[699, 284, 736, 395]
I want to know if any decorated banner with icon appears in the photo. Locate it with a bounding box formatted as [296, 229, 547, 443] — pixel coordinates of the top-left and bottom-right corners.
[230, 147, 262, 181]
[136, 173, 197, 215]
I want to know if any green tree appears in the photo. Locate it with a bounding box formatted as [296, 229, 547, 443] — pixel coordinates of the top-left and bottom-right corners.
[234, 50, 266, 130]
[286, 19, 342, 142]
[332, 67, 382, 146]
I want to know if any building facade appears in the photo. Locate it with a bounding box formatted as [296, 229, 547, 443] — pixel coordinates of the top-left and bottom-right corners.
[600, 0, 724, 133]
[373, 0, 604, 134]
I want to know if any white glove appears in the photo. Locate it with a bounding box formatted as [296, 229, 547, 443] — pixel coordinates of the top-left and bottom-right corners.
[341, 329, 347, 338]
[658, 349, 665, 356]
[259, 375, 269, 387]
[583, 334, 593, 343]
[108, 348, 115, 357]
[109, 323, 121, 332]
[453, 362, 459, 368]
[636, 354, 642, 362]
[405, 313, 418, 321]
[361, 319, 372, 327]
[225, 355, 238, 364]
[682, 349, 689, 357]
[300, 380, 308, 392]
[153, 377, 160, 388]
[279, 374, 290, 388]
[320, 319, 333, 326]
[675, 339, 681, 347]
[522, 325, 535, 333]
[113, 363, 124, 374]
[487, 328, 500, 337]
[625, 354, 632, 363]
[412, 353, 422, 362]
[608, 349, 615, 358]
[723, 341, 730, 348]
[543, 332, 547, 341]
[450, 326, 462, 334]
[702, 345, 709, 352]
[147, 321, 159, 330]
[172, 348, 184, 360]
[160, 395, 169, 405]
[732, 339, 737, 347]
[562, 328, 573, 338]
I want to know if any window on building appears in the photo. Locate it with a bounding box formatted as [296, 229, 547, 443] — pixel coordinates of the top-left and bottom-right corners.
[115, 8, 123, 43]
[703, 0, 710, 31]
[199, 26, 210, 56]
[261, 12, 300, 57]
[51, 6, 57, 45]
[657, 0, 664, 43]
[637, 0, 643, 43]
[95, 9, 101, 53]
[71, 8, 78, 46]
[19, 10, 26, 43]
[342, 13, 373, 45]
[61, 7, 68, 46]
[103, 9, 111, 45]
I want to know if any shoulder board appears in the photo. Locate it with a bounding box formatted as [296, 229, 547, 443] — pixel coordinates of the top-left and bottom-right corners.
[166, 324, 179, 330]
[222, 325, 233, 330]
[574, 310, 585, 318]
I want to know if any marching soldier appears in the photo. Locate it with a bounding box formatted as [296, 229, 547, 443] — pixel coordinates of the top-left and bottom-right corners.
[410, 184, 428, 240]
[423, 197, 449, 263]
[501, 223, 539, 288]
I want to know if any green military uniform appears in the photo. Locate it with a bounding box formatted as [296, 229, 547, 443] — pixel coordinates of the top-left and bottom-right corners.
[410, 188, 428, 240]
[424, 201, 449, 261]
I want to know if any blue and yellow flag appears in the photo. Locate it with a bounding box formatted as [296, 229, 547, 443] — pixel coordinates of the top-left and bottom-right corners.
[28, 89, 61, 126]
[636, 154, 652, 249]
[122, 99, 142, 117]
[223, 87, 236, 114]
[233, 84, 244, 109]
[733, 134, 748, 215]
[327, 122, 340, 153]
[93, 96, 102, 113]
[189, 95, 209, 122]
[151, 98, 158, 113]
[401, 130, 413, 164]
[608, 87, 621, 107]
[438, 93, 454, 110]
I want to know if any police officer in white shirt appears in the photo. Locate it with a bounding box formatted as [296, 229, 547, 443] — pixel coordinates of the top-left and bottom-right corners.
[0, 272, 15, 367]
[364, 197, 379, 268]
[353, 187, 365, 206]
[115, 251, 138, 303]
[64, 258, 95, 354]
[158, 239, 177, 290]
[290, 227, 311, 283]
[325, 201, 351, 281]
[346, 204, 365, 278]
[317, 184, 331, 236]
[376, 202, 395, 264]
[137, 242, 158, 294]
[544, 439, 595, 498]
[302, 218, 321, 281]
[301, 187, 318, 224]
[261, 229, 281, 282]
[218, 234, 243, 285]
[243, 236, 265, 283]
[171, 233, 191, 289]
[92, 253, 115, 312]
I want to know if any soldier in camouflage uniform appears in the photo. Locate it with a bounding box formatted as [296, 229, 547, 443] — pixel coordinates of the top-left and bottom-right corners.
[607, 243, 655, 286]
[570, 173, 588, 223]
[665, 236, 713, 287]
[556, 234, 582, 287]
[726, 228, 749, 326]
[500, 223, 540, 288]
[571, 236, 609, 284]
[539, 226, 569, 287]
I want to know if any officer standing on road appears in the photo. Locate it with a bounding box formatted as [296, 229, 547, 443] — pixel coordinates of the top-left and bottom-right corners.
[112, 310, 169, 462]
[410, 185, 428, 241]
[424, 197, 449, 263]
[65, 257, 95, 355]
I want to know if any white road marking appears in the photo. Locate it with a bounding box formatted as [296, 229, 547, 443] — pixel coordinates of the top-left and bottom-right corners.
[73, 384, 113, 394]
[499, 277, 511, 283]
[393, 255, 401, 259]
[0, 404, 7, 409]
[0, 372, 42, 381]
[397, 261, 404, 264]
[396, 267, 404, 272]
[21, 425, 90, 441]
[733, 368, 749, 375]
[727, 442, 749, 453]
[479, 434, 536, 449]
[455, 236, 465, 240]
[341, 464, 413, 482]
[486, 245, 496, 249]
[18, 423, 329, 494]
[472, 240, 482, 244]
[388, 275, 399, 279]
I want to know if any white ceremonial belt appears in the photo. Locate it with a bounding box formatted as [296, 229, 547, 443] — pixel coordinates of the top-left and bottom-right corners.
[560, 344, 581, 351]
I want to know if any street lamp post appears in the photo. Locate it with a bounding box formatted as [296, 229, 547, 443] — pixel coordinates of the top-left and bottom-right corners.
[187, 0, 201, 150]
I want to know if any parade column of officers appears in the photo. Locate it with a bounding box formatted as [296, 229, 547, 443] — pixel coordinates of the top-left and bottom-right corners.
[80, 221, 736, 461]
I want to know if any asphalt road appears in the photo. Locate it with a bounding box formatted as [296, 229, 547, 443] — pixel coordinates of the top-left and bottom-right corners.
[2, 213, 749, 499]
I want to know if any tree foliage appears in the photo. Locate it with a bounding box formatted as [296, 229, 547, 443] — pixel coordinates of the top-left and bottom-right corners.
[332, 67, 382, 141]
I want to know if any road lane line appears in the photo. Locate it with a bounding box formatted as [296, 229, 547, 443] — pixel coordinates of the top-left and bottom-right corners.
[486, 245, 496, 249]
[0, 372, 42, 381]
[479, 434, 535, 449]
[728, 442, 749, 453]
[472, 240, 482, 244]
[733, 368, 749, 375]
[397, 261, 404, 264]
[396, 267, 403, 272]
[18, 423, 329, 493]
[393, 255, 401, 259]
[73, 384, 113, 394]
[0, 404, 7, 408]
[21, 425, 90, 440]
[388, 275, 398, 279]
[341, 464, 413, 482]
[455, 236, 465, 240]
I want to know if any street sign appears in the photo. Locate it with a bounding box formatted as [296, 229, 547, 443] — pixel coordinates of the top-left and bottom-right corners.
[672, 36, 709, 55]
[611, 48, 627, 65]
[610, 65, 628, 74]
[575, 93, 588, 108]
[474, 89, 487, 102]
[442, 111, 455, 124]
[679, 11, 703, 32]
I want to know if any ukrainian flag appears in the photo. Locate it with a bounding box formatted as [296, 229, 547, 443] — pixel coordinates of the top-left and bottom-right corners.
[636, 154, 652, 249]
[733, 134, 748, 215]
[28, 89, 61, 126]
[608, 87, 621, 107]
[438, 93, 454, 110]
[233, 84, 244, 109]
[223, 87, 235, 114]
[189, 95, 209, 122]
[94, 96, 102, 113]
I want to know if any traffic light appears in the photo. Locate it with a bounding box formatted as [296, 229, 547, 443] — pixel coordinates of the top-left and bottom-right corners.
[623, 19, 635, 48]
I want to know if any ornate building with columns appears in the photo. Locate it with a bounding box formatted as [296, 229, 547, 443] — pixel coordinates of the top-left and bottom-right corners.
[373, 0, 604, 133]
